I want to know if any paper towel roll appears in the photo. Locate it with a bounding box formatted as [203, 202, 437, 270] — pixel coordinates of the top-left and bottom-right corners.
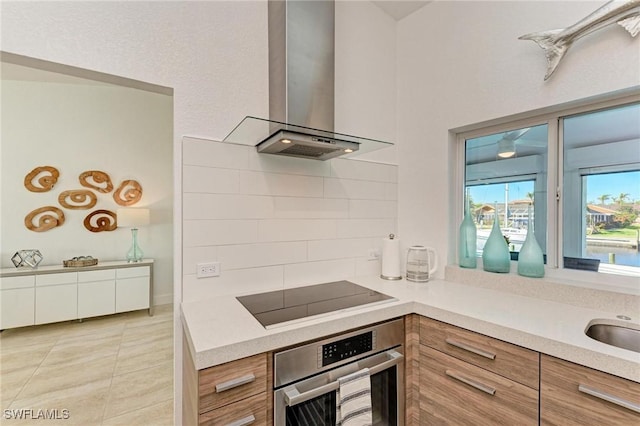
[381, 234, 402, 280]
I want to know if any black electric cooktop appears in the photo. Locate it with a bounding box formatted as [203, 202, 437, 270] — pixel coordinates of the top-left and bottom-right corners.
[236, 281, 394, 328]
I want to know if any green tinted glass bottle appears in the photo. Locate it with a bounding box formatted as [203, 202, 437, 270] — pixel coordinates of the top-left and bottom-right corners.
[458, 193, 477, 268]
[482, 203, 510, 273]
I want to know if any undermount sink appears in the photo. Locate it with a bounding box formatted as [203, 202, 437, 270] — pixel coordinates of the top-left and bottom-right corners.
[585, 320, 640, 353]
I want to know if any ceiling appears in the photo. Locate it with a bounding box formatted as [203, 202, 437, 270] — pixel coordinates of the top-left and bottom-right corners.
[372, 0, 431, 21]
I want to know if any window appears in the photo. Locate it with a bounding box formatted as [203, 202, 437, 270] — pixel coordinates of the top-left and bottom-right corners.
[465, 123, 547, 257]
[458, 92, 640, 279]
[562, 103, 640, 274]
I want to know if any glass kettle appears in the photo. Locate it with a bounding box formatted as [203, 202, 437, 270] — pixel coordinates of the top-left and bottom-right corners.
[406, 246, 438, 282]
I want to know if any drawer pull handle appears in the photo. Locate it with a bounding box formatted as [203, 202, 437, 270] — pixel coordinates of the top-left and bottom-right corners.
[446, 370, 496, 396]
[215, 374, 255, 393]
[445, 338, 496, 360]
[225, 414, 256, 426]
[578, 384, 640, 414]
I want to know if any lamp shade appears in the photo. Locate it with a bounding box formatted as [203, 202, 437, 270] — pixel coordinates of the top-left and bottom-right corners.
[117, 208, 150, 228]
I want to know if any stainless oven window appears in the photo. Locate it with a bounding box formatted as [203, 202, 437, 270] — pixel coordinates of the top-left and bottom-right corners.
[371, 367, 397, 426]
[286, 392, 336, 426]
[282, 367, 398, 426]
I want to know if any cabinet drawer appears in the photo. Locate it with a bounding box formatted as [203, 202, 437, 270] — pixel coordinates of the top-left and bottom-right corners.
[199, 353, 267, 413]
[420, 345, 538, 425]
[199, 392, 266, 426]
[116, 266, 150, 279]
[0, 275, 35, 290]
[420, 317, 539, 389]
[78, 269, 116, 282]
[541, 354, 640, 425]
[36, 272, 77, 286]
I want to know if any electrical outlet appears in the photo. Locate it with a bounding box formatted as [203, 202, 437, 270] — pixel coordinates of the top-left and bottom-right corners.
[197, 262, 220, 278]
[367, 249, 380, 261]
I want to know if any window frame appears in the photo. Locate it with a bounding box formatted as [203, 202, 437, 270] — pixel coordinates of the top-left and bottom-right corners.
[452, 88, 640, 291]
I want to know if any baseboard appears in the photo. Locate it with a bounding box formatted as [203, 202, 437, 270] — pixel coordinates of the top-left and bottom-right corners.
[153, 293, 173, 306]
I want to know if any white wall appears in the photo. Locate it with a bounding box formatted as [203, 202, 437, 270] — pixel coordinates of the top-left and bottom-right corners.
[1, 77, 174, 304]
[396, 1, 640, 274]
[182, 137, 397, 302]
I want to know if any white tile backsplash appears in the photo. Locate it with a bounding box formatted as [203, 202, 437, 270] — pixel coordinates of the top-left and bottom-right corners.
[349, 200, 397, 218]
[248, 150, 331, 176]
[336, 218, 396, 239]
[273, 197, 349, 219]
[308, 237, 378, 261]
[323, 177, 390, 200]
[183, 193, 274, 220]
[218, 241, 307, 270]
[183, 219, 258, 247]
[182, 246, 219, 275]
[182, 138, 397, 300]
[330, 158, 397, 183]
[240, 170, 324, 197]
[257, 219, 337, 242]
[182, 266, 284, 301]
[182, 137, 249, 170]
[283, 259, 356, 288]
[183, 165, 239, 194]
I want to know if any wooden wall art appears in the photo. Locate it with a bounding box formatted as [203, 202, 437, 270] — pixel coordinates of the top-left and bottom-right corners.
[113, 180, 143, 206]
[58, 190, 98, 210]
[83, 209, 117, 232]
[25, 206, 65, 232]
[79, 170, 113, 193]
[24, 166, 60, 193]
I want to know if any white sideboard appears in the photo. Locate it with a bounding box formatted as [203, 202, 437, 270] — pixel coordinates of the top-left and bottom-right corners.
[0, 259, 153, 330]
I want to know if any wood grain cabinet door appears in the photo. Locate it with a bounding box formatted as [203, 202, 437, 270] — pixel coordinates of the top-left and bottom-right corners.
[541, 354, 640, 425]
[420, 345, 538, 425]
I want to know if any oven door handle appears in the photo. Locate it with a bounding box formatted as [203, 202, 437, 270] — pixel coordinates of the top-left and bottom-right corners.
[284, 349, 403, 407]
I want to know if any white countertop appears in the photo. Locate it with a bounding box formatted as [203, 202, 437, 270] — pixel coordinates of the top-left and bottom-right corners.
[181, 275, 640, 382]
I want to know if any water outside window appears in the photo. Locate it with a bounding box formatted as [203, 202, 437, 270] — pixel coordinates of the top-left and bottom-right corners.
[563, 103, 640, 274]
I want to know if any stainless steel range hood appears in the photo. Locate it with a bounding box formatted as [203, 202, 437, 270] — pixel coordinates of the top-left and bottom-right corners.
[223, 0, 392, 160]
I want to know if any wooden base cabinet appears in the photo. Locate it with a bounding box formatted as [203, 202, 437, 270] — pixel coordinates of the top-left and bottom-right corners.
[417, 317, 539, 425]
[541, 354, 640, 425]
[420, 345, 538, 425]
[183, 334, 270, 425]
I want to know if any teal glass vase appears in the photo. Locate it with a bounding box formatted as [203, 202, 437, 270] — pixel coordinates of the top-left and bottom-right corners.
[518, 205, 545, 278]
[458, 194, 477, 268]
[126, 228, 144, 263]
[482, 205, 510, 273]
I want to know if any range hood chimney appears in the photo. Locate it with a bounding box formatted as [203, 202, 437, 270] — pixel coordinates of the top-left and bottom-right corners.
[223, 0, 392, 160]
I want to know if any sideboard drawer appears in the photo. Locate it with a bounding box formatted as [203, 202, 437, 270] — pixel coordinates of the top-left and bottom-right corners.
[0, 275, 35, 290]
[78, 269, 116, 282]
[420, 317, 539, 389]
[116, 266, 150, 279]
[36, 272, 77, 287]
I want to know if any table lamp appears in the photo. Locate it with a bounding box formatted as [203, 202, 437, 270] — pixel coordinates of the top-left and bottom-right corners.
[117, 208, 150, 263]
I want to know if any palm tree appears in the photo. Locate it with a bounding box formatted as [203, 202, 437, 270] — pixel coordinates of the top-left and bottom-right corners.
[526, 192, 534, 205]
[597, 194, 611, 206]
[614, 193, 630, 207]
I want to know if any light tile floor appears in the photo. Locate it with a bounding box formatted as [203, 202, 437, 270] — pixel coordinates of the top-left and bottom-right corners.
[1, 305, 173, 425]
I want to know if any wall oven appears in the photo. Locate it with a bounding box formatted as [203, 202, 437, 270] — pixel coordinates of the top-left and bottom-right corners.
[273, 318, 404, 425]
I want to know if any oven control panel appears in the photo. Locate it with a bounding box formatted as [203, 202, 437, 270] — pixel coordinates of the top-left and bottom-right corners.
[319, 330, 376, 367]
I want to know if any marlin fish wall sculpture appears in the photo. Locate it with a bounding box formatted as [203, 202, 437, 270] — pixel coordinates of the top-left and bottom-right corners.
[519, 0, 640, 80]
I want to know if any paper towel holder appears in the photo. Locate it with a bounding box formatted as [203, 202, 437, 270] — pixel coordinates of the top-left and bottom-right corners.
[381, 233, 402, 281]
